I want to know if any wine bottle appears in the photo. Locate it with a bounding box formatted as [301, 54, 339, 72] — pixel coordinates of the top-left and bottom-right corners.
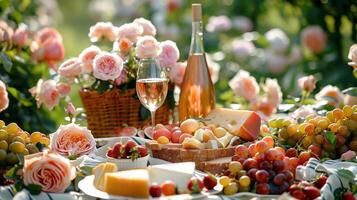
[178, 3, 215, 121]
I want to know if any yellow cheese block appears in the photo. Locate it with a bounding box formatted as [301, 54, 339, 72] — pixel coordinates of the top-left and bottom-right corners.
[92, 162, 117, 191]
[103, 169, 149, 198]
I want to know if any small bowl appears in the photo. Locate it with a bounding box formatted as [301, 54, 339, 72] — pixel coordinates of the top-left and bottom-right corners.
[106, 154, 149, 171]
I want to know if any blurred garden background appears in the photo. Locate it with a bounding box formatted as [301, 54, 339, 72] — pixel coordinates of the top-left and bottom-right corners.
[0, 0, 356, 133]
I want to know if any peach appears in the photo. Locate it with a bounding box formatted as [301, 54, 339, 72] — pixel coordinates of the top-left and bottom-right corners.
[179, 133, 193, 144]
[171, 129, 183, 143]
[180, 119, 200, 134]
[153, 128, 172, 141]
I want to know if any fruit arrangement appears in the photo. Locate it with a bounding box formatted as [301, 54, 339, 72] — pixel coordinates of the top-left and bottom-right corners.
[0, 120, 49, 167]
[268, 105, 357, 160]
[288, 181, 321, 200]
[148, 175, 218, 197]
[218, 136, 295, 195]
[106, 140, 148, 160]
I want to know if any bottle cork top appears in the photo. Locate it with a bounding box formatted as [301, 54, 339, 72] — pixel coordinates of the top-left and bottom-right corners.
[192, 4, 202, 22]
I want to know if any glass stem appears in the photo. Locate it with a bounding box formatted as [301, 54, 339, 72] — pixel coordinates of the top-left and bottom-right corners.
[151, 110, 156, 129]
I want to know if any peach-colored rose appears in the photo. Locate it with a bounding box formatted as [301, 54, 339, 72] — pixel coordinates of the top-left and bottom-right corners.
[250, 97, 276, 117]
[315, 85, 344, 107]
[88, 22, 117, 42]
[158, 40, 180, 68]
[344, 95, 357, 106]
[0, 80, 9, 112]
[298, 75, 316, 93]
[170, 62, 186, 86]
[291, 105, 316, 119]
[115, 38, 132, 55]
[265, 28, 290, 53]
[266, 50, 288, 74]
[51, 123, 96, 157]
[78, 45, 101, 73]
[135, 36, 161, 59]
[58, 58, 82, 78]
[117, 22, 143, 42]
[56, 82, 71, 96]
[229, 70, 259, 101]
[114, 69, 128, 86]
[12, 26, 28, 48]
[93, 52, 124, 81]
[37, 27, 62, 44]
[265, 78, 282, 107]
[34, 38, 65, 67]
[348, 44, 357, 67]
[206, 54, 220, 84]
[133, 17, 156, 36]
[0, 21, 13, 42]
[341, 150, 356, 161]
[23, 151, 76, 193]
[31, 79, 60, 110]
[301, 25, 327, 54]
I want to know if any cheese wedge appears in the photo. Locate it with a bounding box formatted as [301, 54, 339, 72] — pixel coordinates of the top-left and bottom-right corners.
[103, 169, 149, 198]
[92, 162, 117, 191]
[148, 162, 195, 194]
[205, 108, 261, 141]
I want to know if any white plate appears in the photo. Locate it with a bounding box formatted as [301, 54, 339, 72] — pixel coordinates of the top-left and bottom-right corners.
[79, 175, 222, 200]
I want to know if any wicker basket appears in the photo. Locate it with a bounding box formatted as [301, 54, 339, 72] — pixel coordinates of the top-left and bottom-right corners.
[79, 88, 171, 138]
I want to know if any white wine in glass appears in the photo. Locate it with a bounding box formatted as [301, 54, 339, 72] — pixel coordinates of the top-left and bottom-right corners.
[136, 58, 168, 129]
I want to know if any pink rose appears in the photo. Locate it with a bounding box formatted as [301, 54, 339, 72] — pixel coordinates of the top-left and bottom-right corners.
[229, 70, 259, 101]
[232, 16, 253, 32]
[23, 151, 76, 193]
[79, 45, 101, 73]
[12, 26, 28, 48]
[265, 28, 290, 53]
[31, 79, 60, 110]
[0, 80, 9, 112]
[341, 150, 356, 161]
[170, 62, 186, 86]
[33, 38, 65, 67]
[348, 44, 357, 67]
[266, 50, 288, 74]
[56, 82, 71, 96]
[88, 22, 117, 42]
[37, 27, 62, 44]
[344, 95, 357, 106]
[93, 52, 124, 81]
[135, 36, 161, 59]
[298, 75, 316, 93]
[117, 22, 143, 42]
[158, 40, 180, 68]
[291, 105, 316, 119]
[0, 21, 13, 42]
[51, 123, 96, 157]
[206, 54, 220, 84]
[65, 102, 76, 116]
[133, 17, 156, 36]
[315, 85, 344, 107]
[250, 97, 276, 117]
[206, 16, 232, 32]
[58, 58, 82, 78]
[115, 69, 128, 86]
[301, 25, 327, 54]
[264, 78, 282, 107]
[232, 39, 255, 59]
[113, 38, 132, 55]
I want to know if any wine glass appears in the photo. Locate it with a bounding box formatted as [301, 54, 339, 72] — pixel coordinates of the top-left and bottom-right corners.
[136, 58, 169, 131]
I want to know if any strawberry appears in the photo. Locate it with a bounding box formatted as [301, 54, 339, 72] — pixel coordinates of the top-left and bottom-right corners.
[137, 146, 148, 157]
[343, 191, 356, 200]
[314, 175, 327, 189]
[187, 177, 204, 193]
[107, 148, 116, 158]
[125, 140, 137, 154]
[113, 143, 122, 155]
[304, 186, 320, 199]
[203, 174, 217, 190]
[290, 189, 306, 200]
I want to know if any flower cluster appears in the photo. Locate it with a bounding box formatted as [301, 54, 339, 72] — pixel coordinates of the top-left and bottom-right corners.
[31, 18, 183, 110]
[229, 69, 282, 118]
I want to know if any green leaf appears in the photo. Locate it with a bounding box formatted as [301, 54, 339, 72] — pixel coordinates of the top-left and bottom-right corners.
[334, 187, 347, 200]
[343, 87, 357, 97]
[25, 184, 42, 195]
[0, 52, 13, 72]
[4, 167, 17, 179]
[7, 87, 32, 106]
[79, 166, 93, 176]
[139, 104, 150, 121]
[324, 131, 336, 146]
[337, 168, 354, 183]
